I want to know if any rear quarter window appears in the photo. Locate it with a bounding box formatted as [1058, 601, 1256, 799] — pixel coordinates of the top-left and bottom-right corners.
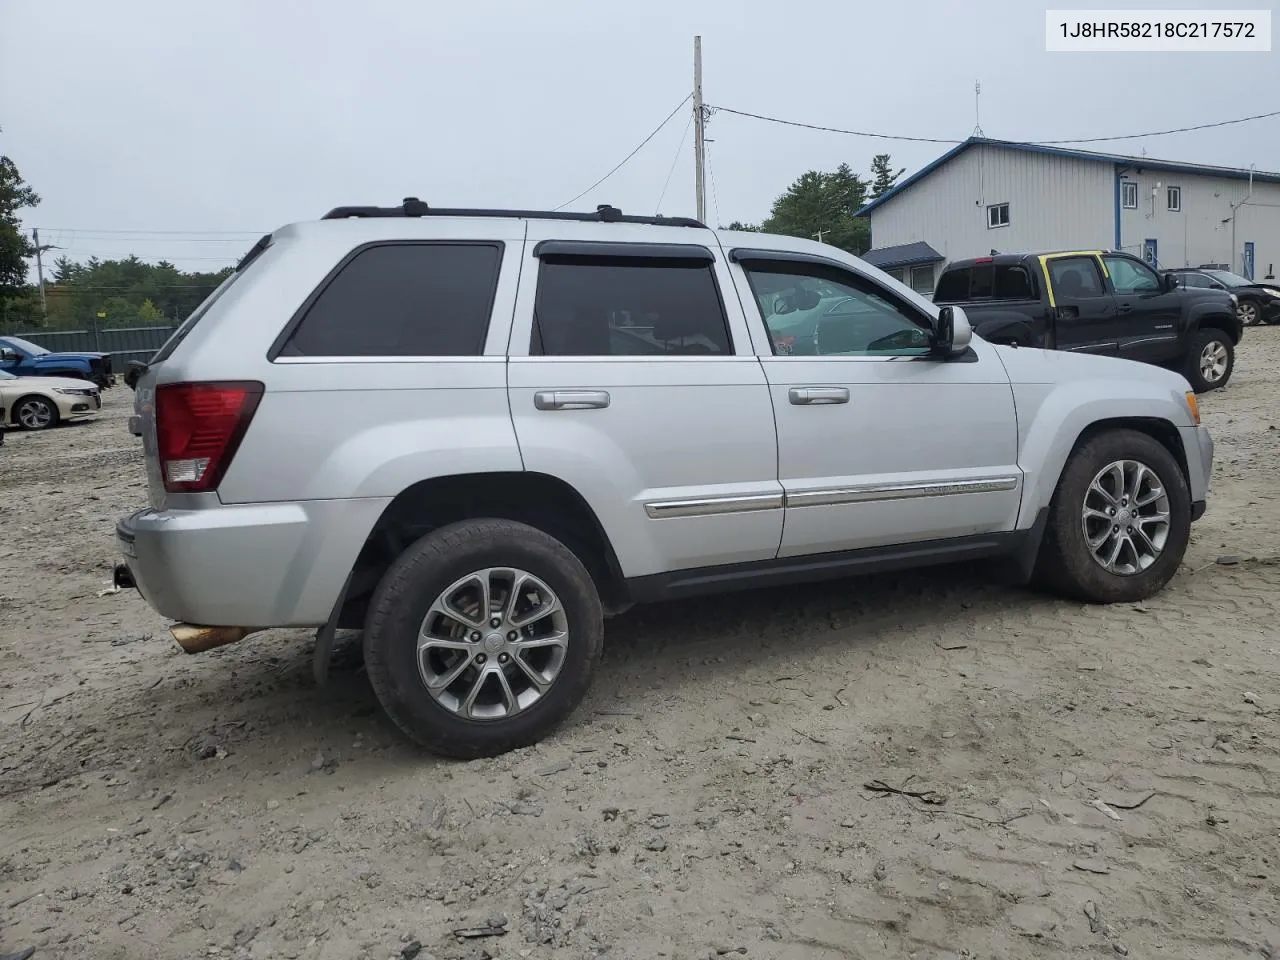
[277, 242, 503, 358]
[934, 268, 971, 302]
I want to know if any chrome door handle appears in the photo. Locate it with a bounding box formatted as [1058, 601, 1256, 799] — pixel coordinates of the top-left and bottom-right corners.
[534, 390, 611, 411]
[788, 386, 849, 405]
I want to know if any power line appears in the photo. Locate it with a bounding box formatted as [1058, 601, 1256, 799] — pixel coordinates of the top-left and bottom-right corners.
[656, 114, 694, 214]
[707, 105, 959, 144]
[553, 94, 693, 211]
[706, 143, 722, 227]
[708, 103, 1280, 147]
[1038, 109, 1280, 144]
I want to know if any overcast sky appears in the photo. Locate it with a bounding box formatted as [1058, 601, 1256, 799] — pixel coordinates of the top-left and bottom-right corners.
[2, 0, 1278, 270]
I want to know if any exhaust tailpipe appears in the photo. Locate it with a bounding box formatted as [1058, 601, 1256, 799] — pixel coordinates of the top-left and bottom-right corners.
[169, 623, 261, 654]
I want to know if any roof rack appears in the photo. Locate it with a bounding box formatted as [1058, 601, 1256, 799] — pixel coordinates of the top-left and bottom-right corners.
[321, 198, 707, 229]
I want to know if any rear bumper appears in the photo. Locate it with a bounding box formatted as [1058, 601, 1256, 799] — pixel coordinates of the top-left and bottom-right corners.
[116, 497, 391, 627]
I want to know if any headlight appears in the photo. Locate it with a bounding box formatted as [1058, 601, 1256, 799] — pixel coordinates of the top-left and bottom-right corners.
[53, 388, 94, 396]
[1266, 288, 1280, 299]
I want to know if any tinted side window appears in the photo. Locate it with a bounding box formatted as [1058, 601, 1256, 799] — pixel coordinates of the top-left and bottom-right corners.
[994, 264, 1034, 299]
[281, 243, 502, 357]
[743, 263, 932, 357]
[532, 258, 733, 356]
[934, 268, 970, 302]
[1048, 257, 1106, 298]
[1103, 256, 1160, 294]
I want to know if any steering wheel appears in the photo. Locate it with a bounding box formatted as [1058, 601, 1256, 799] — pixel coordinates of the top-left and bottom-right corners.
[865, 327, 930, 353]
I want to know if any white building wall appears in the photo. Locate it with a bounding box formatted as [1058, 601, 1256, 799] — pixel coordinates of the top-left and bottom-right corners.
[1118, 169, 1280, 278]
[867, 144, 1114, 274]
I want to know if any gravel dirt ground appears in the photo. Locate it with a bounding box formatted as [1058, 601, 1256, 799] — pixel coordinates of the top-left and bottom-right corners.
[2, 334, 1279, 960]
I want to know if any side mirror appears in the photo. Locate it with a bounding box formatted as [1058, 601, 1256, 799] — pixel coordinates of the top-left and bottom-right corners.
[1164, 273, 1179, 291]
[932, 305, 972, 358]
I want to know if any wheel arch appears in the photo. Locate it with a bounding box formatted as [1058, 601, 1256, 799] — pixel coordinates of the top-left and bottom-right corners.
[1192, 307, 1242, 344]
[12, 392, 58, 427]
[338, 471, 629, 629]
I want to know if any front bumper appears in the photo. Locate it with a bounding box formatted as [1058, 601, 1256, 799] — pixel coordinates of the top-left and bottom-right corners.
[1180, 423, 1213, 521]
[116, 497, 390, 628]
[1261, 299, 1280, 324]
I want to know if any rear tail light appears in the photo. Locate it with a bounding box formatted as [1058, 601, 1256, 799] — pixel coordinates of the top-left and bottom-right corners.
[155, 381, 263, 493]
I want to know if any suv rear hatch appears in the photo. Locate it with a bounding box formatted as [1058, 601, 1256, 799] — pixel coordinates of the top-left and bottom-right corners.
[129, 234, 274, 509]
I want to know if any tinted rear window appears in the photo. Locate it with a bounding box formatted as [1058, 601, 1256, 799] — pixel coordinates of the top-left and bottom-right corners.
[149, 234, 273, 365]
[280, 242, 502, 357]
[532, 257, 733, 356]
[934, 268, 971, 302]
[936, 263, 1034, 302]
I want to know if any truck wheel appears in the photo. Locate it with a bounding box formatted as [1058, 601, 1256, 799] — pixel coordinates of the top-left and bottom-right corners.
[1183, 328, 1234, 392]
[1035, 428, 1191, 604]
[362, 518, 604, 759]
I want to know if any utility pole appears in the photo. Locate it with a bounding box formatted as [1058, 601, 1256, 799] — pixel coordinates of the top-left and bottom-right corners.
[693, 35, 707, 224]
[813, 229, 829, 243]
[31, 228, 54, 319]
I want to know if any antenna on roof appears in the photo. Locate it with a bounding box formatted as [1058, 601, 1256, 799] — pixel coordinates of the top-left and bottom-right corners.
[972, 81, 985, 138]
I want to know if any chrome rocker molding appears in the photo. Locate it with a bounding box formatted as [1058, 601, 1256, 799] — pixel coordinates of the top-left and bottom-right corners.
[644, 476, 1021, 519]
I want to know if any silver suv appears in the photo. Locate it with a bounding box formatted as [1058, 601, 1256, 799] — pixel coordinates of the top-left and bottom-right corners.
[116, 199, 1214, 758]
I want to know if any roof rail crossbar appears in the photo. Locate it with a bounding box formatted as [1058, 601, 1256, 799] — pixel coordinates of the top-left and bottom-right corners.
[321, 198, 707, 229]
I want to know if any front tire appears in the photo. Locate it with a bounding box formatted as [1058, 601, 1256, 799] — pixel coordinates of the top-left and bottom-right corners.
[1183, 328, 1234, 392]
[362, 519, 604, 759]
[15, 395, 59, 431]
[1035, 429, 1191, 604]
[1237, 298, 1261, 326]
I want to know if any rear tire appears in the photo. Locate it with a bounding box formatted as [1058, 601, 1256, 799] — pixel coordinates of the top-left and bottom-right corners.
[362, 518, 603, 759]
[1034, 429, 1191, 604]
[1183, 328, 1234, 392]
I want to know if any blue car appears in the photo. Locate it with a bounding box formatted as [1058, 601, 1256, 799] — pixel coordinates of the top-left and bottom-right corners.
[0, 335, 115, 389]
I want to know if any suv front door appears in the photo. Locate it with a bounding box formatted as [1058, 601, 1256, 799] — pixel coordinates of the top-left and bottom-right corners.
[506, 223, 783, 580]
[727, 248, 1022, 559]
[1040, 254, 1120, 354]
[1102, 254, 1183, 363]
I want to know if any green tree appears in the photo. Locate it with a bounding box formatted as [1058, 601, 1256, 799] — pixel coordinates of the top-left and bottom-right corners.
[723, 220, 761, 231]
[0, 153, 40, 302]
[138, 298, 163, 323]
[760, 163, 870, 255]
[869, 154, 906, 199]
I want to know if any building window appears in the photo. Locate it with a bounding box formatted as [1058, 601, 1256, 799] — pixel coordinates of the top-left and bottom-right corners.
[910, 264, 935, 297]
[887, 268, 906, 282]
[987, 202, 1010, 229]
[1167, 186, 1181, 212]
[1121, 180, 1138, 209]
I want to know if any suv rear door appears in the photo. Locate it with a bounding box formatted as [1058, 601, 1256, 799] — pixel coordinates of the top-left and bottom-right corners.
[505, 223, 783, 580]
[1039, 254, 1120, 354]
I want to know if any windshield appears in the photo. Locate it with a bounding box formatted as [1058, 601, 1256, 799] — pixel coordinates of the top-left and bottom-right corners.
[1205, 270, 1252, 287]
[0, 336, 49, 355]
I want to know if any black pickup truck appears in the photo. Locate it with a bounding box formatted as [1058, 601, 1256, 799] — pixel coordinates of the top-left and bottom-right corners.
[933, 249, 1242, 392]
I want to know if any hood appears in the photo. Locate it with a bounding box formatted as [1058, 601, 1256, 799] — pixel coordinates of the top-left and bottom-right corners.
[1, 375, 98, 390]
[30, 351, 108, 362]
[992, 343, 1191, 392]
